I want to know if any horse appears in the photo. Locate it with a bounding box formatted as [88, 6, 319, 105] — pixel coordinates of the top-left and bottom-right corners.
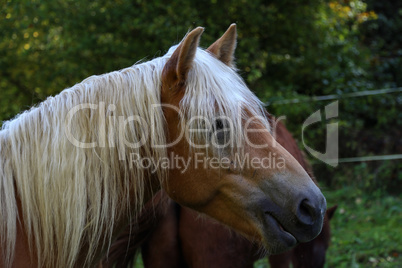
[102, 118, 336, 268]
[0, 24, 326, 267]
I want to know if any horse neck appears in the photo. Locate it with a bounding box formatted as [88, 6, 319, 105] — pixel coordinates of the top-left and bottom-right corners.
[0, 60, 167, 267]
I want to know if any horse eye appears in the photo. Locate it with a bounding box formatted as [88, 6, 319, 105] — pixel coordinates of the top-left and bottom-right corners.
[213, 119, 230, 146]
[215, 119, 224, 130]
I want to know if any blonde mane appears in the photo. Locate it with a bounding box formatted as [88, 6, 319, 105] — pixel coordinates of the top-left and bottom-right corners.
[179, 47, 269, 148]
[0, 46, 269, 267]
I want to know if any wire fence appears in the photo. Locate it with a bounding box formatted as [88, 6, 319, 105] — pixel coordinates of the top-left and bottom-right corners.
[336, 154, 402, 163]
[263, 87, 402, 164]
[264, 87, 402, 106]
[318, 154, 402, 165]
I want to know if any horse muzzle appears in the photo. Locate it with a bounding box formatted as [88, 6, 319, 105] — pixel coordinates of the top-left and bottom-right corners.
[257, 188, 327, 254]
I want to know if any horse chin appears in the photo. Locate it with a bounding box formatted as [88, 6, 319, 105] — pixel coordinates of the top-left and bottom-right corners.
[260, 212, 298, 254]
[250, 197, 300, 254]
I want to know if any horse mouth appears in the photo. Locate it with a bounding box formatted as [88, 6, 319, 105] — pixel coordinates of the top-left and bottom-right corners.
[262, 211, 298, 252]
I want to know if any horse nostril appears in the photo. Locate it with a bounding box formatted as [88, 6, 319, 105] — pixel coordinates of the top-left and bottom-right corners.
[297, 198, 318, 226]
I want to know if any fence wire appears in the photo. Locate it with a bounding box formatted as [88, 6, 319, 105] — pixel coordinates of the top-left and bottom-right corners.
[264, 87, 402, 106]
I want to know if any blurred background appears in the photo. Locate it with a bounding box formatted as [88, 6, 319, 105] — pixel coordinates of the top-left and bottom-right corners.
[1, 0, 401, 266]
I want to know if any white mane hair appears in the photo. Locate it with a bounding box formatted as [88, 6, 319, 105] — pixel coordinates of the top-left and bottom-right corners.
[0, 45, 269, 267]
[173, 46, 270, 150]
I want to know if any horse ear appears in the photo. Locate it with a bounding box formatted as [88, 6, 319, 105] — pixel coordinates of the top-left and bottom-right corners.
[207, 23, 237, 66]
[163, 27, 204, 84]
[326, 205, 338, 220]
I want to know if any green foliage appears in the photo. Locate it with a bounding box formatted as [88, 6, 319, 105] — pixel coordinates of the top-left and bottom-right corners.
[0, 0, 340, 119]
[324, 188, 401, 267]
[360, 0, 402, 87]
[266, 0, 401, 195]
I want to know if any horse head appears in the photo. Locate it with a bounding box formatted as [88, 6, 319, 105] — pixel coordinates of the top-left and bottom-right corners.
[159, 24, 327, 254]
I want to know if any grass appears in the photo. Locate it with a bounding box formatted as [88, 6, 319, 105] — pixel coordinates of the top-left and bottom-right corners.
[322, 187, 401, 267]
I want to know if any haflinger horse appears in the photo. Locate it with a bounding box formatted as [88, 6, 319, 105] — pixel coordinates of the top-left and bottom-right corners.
[0, 24, 326, 267]
[102, 118, 337, 268]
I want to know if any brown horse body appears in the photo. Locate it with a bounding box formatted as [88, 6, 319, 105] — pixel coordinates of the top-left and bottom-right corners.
[104, 118, 336, 268]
